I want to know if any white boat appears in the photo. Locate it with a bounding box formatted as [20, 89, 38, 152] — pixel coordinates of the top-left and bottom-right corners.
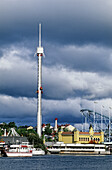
[32, 148, 45, 156]
[47, 142, 110, 155]
[22, 142, 45, 156]
[5, 144, 32, 157]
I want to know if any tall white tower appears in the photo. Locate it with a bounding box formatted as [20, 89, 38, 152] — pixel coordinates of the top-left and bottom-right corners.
[37, 24, 44, 137]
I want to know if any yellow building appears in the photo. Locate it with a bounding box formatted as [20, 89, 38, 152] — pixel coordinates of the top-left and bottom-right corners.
[58, 126, 104, 144]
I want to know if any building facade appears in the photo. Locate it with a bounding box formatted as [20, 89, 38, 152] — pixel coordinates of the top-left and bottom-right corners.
[58, 126, 104, 144]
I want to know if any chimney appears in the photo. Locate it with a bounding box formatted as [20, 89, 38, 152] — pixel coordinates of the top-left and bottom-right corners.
[54, 118, 58, 132]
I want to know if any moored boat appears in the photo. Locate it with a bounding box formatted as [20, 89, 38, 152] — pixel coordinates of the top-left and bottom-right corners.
[5, 144, 32, 157]
[47, 142, 110, 155]
[32, 148, 45, 156]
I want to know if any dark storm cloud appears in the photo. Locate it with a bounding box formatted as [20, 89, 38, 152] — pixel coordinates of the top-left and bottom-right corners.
[44, 114, 82, 125]
[44, 43, 112, 74]
[0, 94, 111, 125]
[42, 65, 112, 100]
[0, 95, 36, 118]
[0, 46, 37, 98]
[0, 0, 112, 46]
[1, 44, 112, 101]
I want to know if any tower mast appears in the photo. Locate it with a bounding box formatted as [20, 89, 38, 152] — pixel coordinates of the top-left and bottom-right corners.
[37, 24, 44, 137]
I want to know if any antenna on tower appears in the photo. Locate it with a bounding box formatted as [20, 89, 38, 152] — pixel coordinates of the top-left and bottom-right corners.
[39, 23, 41, 47]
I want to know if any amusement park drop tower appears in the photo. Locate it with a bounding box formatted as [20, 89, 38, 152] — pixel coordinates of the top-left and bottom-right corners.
[37, 24, 44, 137]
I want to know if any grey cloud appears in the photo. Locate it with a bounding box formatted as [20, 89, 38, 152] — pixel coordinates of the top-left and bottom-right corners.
[1, 45, 112, 100]
[0, 0, 112, 46]
[0, 46, 37, 97]
[43, 65, 112, 100]
[0, 95, 111, 125]
[0, 94, 82, 124]
[0, 95, 36, 118]
[44, 43, 112, 73]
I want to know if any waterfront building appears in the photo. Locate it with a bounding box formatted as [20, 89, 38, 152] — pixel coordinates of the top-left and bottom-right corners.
[65, 125, 75, 132]
[0, 136, 28, 145]
[58, 126, 104, 144]
[27, 126, 33, 130]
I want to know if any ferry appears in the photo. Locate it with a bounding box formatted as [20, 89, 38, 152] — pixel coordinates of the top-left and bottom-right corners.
[5, 144, 32, 157]
[5, 142, 45, 157]
[47, 142, 110, 155]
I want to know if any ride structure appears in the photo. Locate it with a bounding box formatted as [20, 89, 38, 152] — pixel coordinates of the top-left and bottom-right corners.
[37, 24, 44, 137]
[80, 109, 111, 142]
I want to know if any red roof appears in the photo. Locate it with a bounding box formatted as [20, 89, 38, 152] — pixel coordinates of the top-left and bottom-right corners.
[42, 124, 46, 127]
[62, 132, 73, 135]
[94, 132, 101, 135]
[79, 132, 89, 134]
[55, 118, 58, 120]
[79, 132, 101, 135]
[65, 124, 70, 127]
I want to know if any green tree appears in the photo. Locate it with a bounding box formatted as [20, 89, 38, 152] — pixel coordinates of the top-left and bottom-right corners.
[8, 122, 17, 128]
[17, 128, 37, 137]
[27, 129, 37, 135]
[44, 124, 52, 135]
[63, 128, 69, 132]
[0, 122, 8, 129]
[27, 133, 47, 154]
[54, 132, 58, 142]
[0, 129, 4, 136]
[58, 126, 61, 132]
[17, 128, 28, 136]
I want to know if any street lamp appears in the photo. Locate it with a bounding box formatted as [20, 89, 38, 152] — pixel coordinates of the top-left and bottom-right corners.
[94, 101, 98, 132]
[109, 107, 112, 142]
[101, 105, 104, 131]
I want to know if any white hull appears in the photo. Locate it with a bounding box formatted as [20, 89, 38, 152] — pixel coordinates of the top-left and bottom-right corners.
[5, 143, 33, 157]
[32, 149, 45, 156]
[47, 143, 110, 155]
[6, 152, 32, 157]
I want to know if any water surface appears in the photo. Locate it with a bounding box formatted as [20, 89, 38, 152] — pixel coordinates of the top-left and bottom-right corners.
[0, 155, 112, 170]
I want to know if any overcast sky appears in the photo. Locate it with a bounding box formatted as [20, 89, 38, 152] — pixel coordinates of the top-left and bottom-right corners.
[1, 0, 112, 127]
